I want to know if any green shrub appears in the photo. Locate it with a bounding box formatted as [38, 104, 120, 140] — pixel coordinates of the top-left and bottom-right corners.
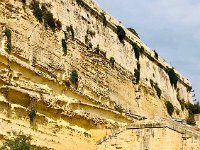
[42, 5, 55, 31]
[88, 43, 93, 49]
[30, 0, 43, 22]
[166, 67, 178, 88]
[185, 102, 200, 125]
[185, 102, 200, 114]
[70, 70, 78, 86]
[62, 39, 67, 55]
[187, 86, 192, 92]
[136, 62, 140, 70]
[85, 35, 89, 44]
[140, 46, 144, 54]
[116, 26, 126, 43]
[64, 31, 68, 40]
[186, 111, 196, 125]
[165, 101, 174, 116]
[101, 13, 107, 26]
[154, 50, 158, 59]
[149, 79, 162, 98]
[178, 99, 185, 111]
[134, 69, 140, 84]
[132, 43, 140, 60]
[150, 79, 154, 87]
[28, 109, 36, 123]
[127, 28, 140, 38]
[30, 1, 60, 31]
[110, 57, 115, 67]
[154, 83, 162, 98]
[4, 28, 12, 52]
[134, 61, 141, 84]
[1, 133, 31, 150]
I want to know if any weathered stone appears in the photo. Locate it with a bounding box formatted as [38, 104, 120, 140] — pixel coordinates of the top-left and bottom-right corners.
[0, 0, 198, 149]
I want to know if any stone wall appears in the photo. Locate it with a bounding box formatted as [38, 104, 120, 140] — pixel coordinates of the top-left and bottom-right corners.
[97, 121, 200, 150]
[0, 0, 197, 149]
[0, 0, 192, 118]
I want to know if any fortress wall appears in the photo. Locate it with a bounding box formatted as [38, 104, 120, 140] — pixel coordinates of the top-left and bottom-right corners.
[0, 0, 192, 118]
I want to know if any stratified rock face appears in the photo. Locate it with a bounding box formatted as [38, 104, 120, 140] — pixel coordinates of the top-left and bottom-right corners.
[0, 0, 196, 149]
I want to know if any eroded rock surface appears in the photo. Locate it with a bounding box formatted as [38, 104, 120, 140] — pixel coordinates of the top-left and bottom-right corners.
[0, 0, 198, 149]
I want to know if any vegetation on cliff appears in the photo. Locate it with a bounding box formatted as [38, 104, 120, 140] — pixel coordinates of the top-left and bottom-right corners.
[110, 57, 115, 68]
[101, 13, 107, 27]
[30, 0, 62, 31]
[0, 132, 42, 150]
[154, 50, 158, 60]
[4, 28, 12, 52]
[116, 26, 126, 43]
[165, 67, 178, 89]
[150, 79, 162, 98]
[71, 70, 78, 87]
[134, 62, 140, 84]
[28, 110, 37, 123]
[127, 28, 140, 39]
[165, 101, 174, 116]
[132, 43, 144, 60]
[186, 102, 200, 114]
[1, 134, 31, 150]
[62, 39, 67, 55]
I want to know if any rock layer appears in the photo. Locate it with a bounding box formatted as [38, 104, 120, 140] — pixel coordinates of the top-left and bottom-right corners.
[0, 0, 198, 149]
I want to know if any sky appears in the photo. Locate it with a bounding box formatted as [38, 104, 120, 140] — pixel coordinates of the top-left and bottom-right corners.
[96, 0, 200, 102]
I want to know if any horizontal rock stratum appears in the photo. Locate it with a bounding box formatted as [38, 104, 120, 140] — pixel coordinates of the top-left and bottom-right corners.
[0, 0, 199, 149]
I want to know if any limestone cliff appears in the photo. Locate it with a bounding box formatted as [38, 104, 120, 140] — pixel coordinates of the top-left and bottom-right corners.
[0, 0, 199, 149]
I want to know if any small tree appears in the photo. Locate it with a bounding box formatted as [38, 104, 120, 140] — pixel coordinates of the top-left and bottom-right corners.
[185, 102, 200, 114]
[186, 110, 196, 125]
